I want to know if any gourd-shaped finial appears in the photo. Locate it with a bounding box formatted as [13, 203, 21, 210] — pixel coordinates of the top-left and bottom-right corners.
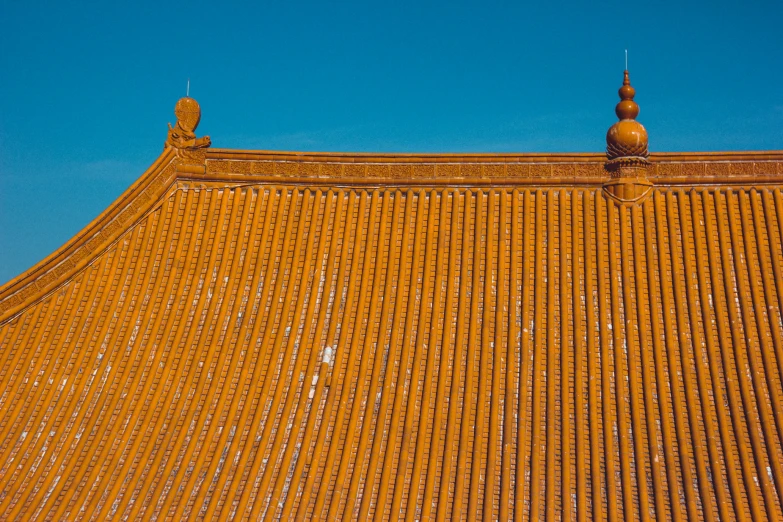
[606, 70, 648, 161]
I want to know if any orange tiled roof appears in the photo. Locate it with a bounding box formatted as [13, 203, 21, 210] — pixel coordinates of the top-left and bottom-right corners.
[1, 90, 783, 519]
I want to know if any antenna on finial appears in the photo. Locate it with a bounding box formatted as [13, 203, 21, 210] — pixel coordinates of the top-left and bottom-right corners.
[186, 78, 190, 97]
[625, 50, 628, 71]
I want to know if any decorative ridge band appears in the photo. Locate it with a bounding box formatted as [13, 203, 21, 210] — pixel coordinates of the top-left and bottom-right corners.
[204, 157, 783, 182]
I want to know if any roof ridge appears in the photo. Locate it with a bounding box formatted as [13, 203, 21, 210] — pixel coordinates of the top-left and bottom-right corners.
[204, 149, 783, 162]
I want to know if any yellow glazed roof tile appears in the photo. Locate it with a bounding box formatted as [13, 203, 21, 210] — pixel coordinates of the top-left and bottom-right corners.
[1, 177, 783, 519]
[1, 92, 783, 519]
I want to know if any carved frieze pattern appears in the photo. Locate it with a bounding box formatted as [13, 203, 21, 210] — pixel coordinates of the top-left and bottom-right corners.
[367, 165, 390, 178]
[651, 162, 782, 179]
[319, 163, 342, 177]
[483, 164, 505, 178]
[506, 164, 529, 178]
[681, 162, 706, 178]
[436, 164, 460, 178]
[529, 164, 552, 178]
[460, 164, 482, 178]
[204, 159, 783, 181]
[344, 164, 365, 178]
[705, 163, 730, 177]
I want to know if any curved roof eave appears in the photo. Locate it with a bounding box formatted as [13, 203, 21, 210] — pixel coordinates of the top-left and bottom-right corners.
[0, 147, 179, 324]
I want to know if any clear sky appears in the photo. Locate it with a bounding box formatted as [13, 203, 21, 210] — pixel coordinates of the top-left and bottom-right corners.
[1, 0, 782, 285]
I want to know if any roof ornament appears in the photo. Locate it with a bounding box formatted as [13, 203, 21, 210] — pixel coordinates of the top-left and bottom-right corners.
[603, 66, 652, 204]
[165, 96, 211, 155]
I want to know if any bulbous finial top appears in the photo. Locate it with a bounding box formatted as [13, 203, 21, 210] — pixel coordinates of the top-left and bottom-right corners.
[606, 70, 648, 161]
[166, 97, 211, 150]
[174, 97, 202, 132]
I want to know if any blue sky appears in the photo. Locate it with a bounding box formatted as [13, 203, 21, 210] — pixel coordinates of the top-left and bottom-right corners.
[1, 0, 782, 285]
